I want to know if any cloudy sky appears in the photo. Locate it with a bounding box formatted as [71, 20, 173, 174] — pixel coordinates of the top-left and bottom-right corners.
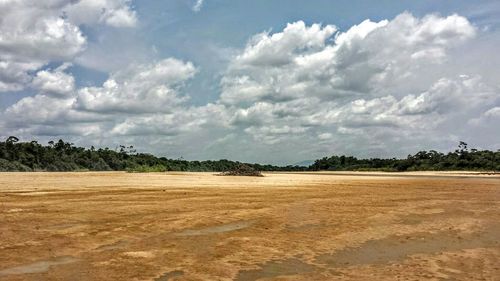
[1, 0, 499, 164]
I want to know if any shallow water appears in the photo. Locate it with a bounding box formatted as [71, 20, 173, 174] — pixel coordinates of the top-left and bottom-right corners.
[235, 222, 500, 279]
[154, 270, 184, 281]
[0, 256, 79, 276]
[235, 258, 317, 281]
[316, 224, 500, 267]
[176, 220, 253, 236]
[46, 222, 83, 230]
[96, 240, 129, 251]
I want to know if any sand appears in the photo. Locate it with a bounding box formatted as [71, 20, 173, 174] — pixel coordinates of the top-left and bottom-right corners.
[0, 172, 499, 280]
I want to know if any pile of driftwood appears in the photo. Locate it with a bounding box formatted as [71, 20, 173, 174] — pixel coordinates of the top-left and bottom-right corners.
[218, 164, 264, 177]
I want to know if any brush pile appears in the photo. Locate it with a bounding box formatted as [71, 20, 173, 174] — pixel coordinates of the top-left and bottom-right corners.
[219, 164, 264, 177]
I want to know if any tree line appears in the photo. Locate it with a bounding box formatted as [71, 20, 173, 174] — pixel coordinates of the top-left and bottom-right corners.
[0, 137, 498, 172]
[309, 142, 499, 171]
[0, 137, 303, 172]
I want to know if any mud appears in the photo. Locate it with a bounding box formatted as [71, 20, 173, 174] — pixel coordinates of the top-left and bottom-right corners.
[0, 171, 499, 280]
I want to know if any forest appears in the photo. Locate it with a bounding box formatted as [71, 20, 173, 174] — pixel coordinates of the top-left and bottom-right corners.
[0, 137, 303, 172]
[0, 137, 498, 172]
[310, 142, 500, 172]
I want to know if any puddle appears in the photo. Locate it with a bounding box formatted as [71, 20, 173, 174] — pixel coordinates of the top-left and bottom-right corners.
[236, 223, 500, 280]
[399, 215, 424, 225]
[316, 224, 500, 267]
[235, 258, 317, 281]
[0, 256, 79, 277]
[155, 270, 184, 281]
[398, 209, 474, 225]
[285, 223, 323, 232]
[176, 220, 253, 236]
[96, 240, 129, 251]
[47, 222, 83, 230]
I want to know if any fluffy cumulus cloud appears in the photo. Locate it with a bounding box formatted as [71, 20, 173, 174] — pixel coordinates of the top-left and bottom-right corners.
[75, 59, 196, 113]
[1, 11, 499, 163]
[0, 0, 137, 92]
[215, 13, 498, 161]
[0, 61, 41, 92]
[32, 63, 75, 97]
[221, 13, 476, 105]
[63, 0, 137, 28]
[1, 58, 200, 140]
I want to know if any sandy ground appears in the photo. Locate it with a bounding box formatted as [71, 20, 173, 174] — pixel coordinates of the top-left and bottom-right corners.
[0, 172, 499, 281]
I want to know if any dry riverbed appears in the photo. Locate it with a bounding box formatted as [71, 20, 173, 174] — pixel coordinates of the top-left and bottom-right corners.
[0, 172, 499, 280]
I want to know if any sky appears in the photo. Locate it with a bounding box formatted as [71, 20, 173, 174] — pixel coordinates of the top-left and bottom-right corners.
[0, 0, 499, 165]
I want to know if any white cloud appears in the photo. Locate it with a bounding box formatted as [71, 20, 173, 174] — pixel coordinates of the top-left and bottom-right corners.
[110, 103, 229, 136]
[469, 106, 500, 126]
[232, 21, 337, 68]
[192, 0, 204, 12]
[32, 64, 75, 97]
[75, 58, 197, 113]
[215, 13, 498, 160]
[63, 0, 138, 28]
[2, 58, 199, 138]
[0, 0, 137, 92]
[3, 65, 108, 129]
[1, 12, 499, 164]
[484, 107, 500, 118]
[223, 14, 478, 110]
[0, 1, 86, 91]
[0, 61, 42, 91]
[5, 94, 75, 126]
[221, 13, 476, 106]
[318, 133, 333, 140]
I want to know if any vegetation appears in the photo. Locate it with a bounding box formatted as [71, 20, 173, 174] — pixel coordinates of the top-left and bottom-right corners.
[0, 137, 498, 172]
[310, 142, 500, 172]
[0, 137, 303, 172]
[218, 164, 264, 177]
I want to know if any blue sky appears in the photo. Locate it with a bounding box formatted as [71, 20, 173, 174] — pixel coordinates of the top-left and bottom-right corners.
[73, 0, 500, 101]
[0, 0, 499, 164]
[62, 0, 500, 105]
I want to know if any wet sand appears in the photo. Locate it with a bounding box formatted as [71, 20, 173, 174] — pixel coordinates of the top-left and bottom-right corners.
[0, 172, 499, 280]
